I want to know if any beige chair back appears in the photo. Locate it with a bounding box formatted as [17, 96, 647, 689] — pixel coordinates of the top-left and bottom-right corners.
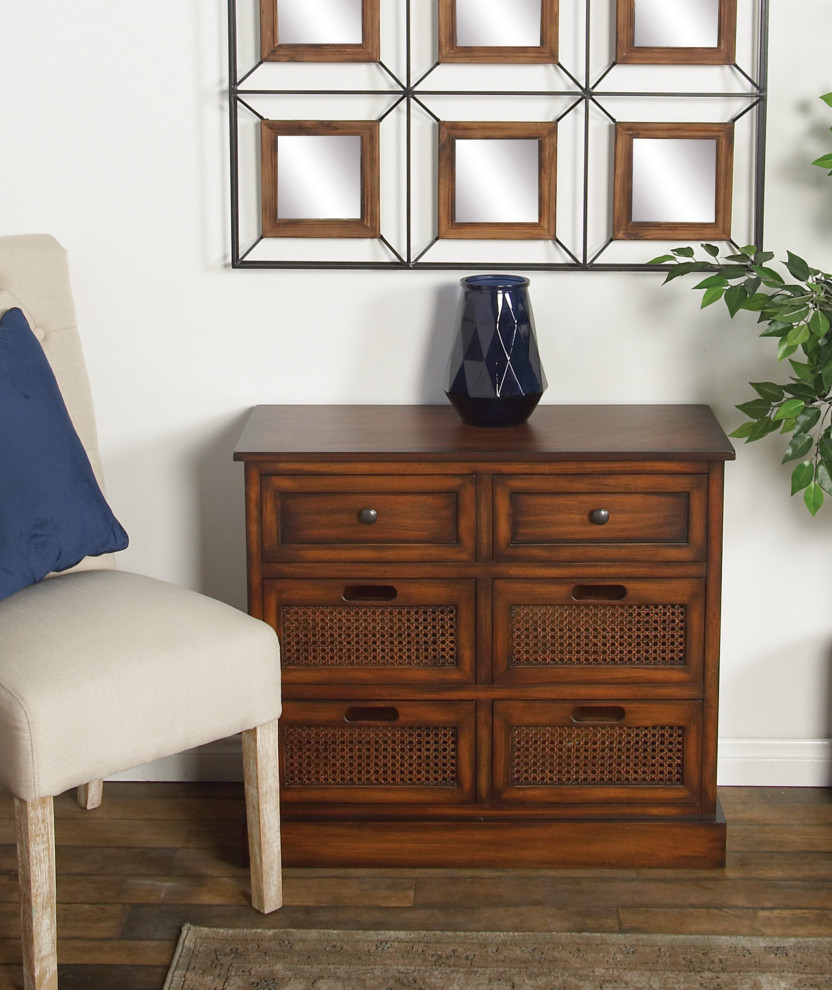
[0, 233, 115, 569]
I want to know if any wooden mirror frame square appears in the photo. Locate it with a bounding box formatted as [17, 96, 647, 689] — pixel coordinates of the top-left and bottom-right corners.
[260, 120, 380, 238]
[438, 121, 557, 240]
[260, 0, 380, 62]
[438, 0, 558, 64]
[616, 0, 737, 65]
[612, 121, 734, 241]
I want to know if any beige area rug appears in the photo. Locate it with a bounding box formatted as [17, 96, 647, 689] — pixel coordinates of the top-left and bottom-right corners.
[163, 926, 832, 990]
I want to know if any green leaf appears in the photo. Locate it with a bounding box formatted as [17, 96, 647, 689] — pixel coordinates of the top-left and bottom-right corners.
[724, 284, 747, 317]
[819, 436, 832, 463]
[739, 244, 757, 257]
[671, 246, 695, 258]
[750, 417, 782, 441]
[752, 265, 786, 286]
[662, 262, 696, 283]
[784, 383, 820, 401]
[804, 481, 824, 515]
[778, 307, 811, 324]
[693, 275, 729, 289]
[773, 398, 806, 421]
[821, 93, 832, 107]
[790, 359, 813, 380]
[822, 356, 832, 391]
[786, 251, 811, 281]
[777, 338, 800, 361]
[809, 310, 830, 336]
[728, 421, 757, 439]
[791, 461, 815, 495]
[755, 251, 775, 264]
[794, 406, 822, 433]
[812, 153, 832, 169]
[741, 293, 771, 312]
[782, 431, 813, 463]
[721, 265, 753, 280]
[701, 286, 725, 308]
[786, 323, 811, 346]
[701, 243, 720, 258]
[648, 254, 677, 265]
[817, 460, 832, 496]
[736, 398, 772, 418]
[750, 382, 785, 402]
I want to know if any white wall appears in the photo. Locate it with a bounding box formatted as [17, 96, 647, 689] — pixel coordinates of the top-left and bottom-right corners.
[2, 1, 830, 786]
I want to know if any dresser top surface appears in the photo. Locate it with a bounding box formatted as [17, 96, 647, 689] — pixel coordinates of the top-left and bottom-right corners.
[234, 404, 735, 462]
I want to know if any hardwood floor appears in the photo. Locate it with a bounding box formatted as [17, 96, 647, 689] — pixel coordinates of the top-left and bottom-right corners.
[0, 784, 830, 989]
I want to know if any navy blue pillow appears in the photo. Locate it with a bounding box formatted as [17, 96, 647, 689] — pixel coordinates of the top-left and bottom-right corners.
[0, 307, 128, 600]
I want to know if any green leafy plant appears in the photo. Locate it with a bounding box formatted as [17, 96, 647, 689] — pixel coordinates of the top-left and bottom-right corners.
[650, 93, 832, 515]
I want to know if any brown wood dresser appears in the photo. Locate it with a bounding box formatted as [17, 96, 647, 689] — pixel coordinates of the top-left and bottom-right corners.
[234, 404, 735, 868]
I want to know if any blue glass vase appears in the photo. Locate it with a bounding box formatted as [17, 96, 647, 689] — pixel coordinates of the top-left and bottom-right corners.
[444, 274, 547, 428]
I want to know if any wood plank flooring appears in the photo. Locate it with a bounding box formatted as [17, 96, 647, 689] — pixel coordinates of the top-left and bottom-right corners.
[0, 784, 829, 989]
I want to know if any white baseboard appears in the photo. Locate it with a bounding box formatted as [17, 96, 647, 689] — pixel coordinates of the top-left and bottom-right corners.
[102, 735, 832, 788]
[717, 737, 832, 787]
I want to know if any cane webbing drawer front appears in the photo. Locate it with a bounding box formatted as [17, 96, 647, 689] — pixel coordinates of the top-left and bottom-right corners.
[235, 405, 732, 867]
[493, 701, 702, 805]
[279, 700, 476, 805]
[492, 578, 704, 686]
[261, 474, 476, 562]
[493, 474, 708, 562]
[264, 578, 476, 684]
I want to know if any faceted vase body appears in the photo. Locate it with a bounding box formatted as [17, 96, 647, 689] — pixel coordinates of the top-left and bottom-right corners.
[444, 274, 547, 427]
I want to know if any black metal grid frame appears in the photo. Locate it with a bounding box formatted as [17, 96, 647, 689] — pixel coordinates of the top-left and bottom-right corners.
[228, 0, 769, 271]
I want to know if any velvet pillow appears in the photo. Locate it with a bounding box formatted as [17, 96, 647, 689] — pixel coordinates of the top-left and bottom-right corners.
[0, 307, 128, 600]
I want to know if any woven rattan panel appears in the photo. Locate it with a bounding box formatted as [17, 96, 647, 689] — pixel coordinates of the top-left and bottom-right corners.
[511, 604, 686, 667]
[511, 725, 686, 786]
[283, 725, 459, 787]
[281, 605, 457, 667]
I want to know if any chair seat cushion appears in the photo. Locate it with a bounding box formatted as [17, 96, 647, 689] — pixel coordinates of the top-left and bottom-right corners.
[0, 569, 281, 800]
[0, 307, 128, 602]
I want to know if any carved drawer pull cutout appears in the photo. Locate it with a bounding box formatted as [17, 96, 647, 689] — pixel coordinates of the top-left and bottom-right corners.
[571, 584, 627, 601]
[343, 706, 400, 723]
[342, 585, 398, 602]
[571, 705, 626, 724]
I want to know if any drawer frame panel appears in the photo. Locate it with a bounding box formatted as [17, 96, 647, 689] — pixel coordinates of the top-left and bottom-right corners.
[279, 700, 477, 805]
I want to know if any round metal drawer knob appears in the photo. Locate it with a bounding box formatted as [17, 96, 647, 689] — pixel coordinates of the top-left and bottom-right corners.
[589, 508, 610, 525]
[358, 508, 378, 525]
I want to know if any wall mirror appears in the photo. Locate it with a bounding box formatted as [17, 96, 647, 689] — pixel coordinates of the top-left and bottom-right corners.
[260, 0, 380, 62]
[612, 122, 733, 239]
[260, 120, 380, 237]
[617, 0, 737, 64]
[438, 122, 556, 238]
[438, 0, 558, 63]
[229, 0, 767, 269]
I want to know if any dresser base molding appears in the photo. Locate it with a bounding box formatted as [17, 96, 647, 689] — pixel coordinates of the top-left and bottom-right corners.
[281, 807, 727, 869]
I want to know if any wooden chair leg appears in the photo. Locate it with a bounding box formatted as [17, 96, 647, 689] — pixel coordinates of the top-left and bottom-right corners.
[242, 719, 283, 914]
[14, 796, 58, 990]
[76, 780, 103, 811]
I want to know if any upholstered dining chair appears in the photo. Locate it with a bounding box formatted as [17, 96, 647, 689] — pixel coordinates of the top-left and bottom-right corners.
[0, 234, 283, 990]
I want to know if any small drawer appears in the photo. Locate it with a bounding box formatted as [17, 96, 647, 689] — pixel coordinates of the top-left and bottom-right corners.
[261, 475, 476, 562]
[280, 700, 476, 805]
[493, 700, 702, 806]
[265, 578, 476, 684]
[492, 578, 704, 687]
[493, 474, 707, 562]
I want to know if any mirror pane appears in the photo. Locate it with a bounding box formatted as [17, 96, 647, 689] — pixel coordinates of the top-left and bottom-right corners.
[633, 0, 720, 49]
[277, 0, 363, 46]
[631, 138, 717, 223]
[456, 0, 542, 48]
[277, 135, 362, 219]
[455, 139, 540, 224]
